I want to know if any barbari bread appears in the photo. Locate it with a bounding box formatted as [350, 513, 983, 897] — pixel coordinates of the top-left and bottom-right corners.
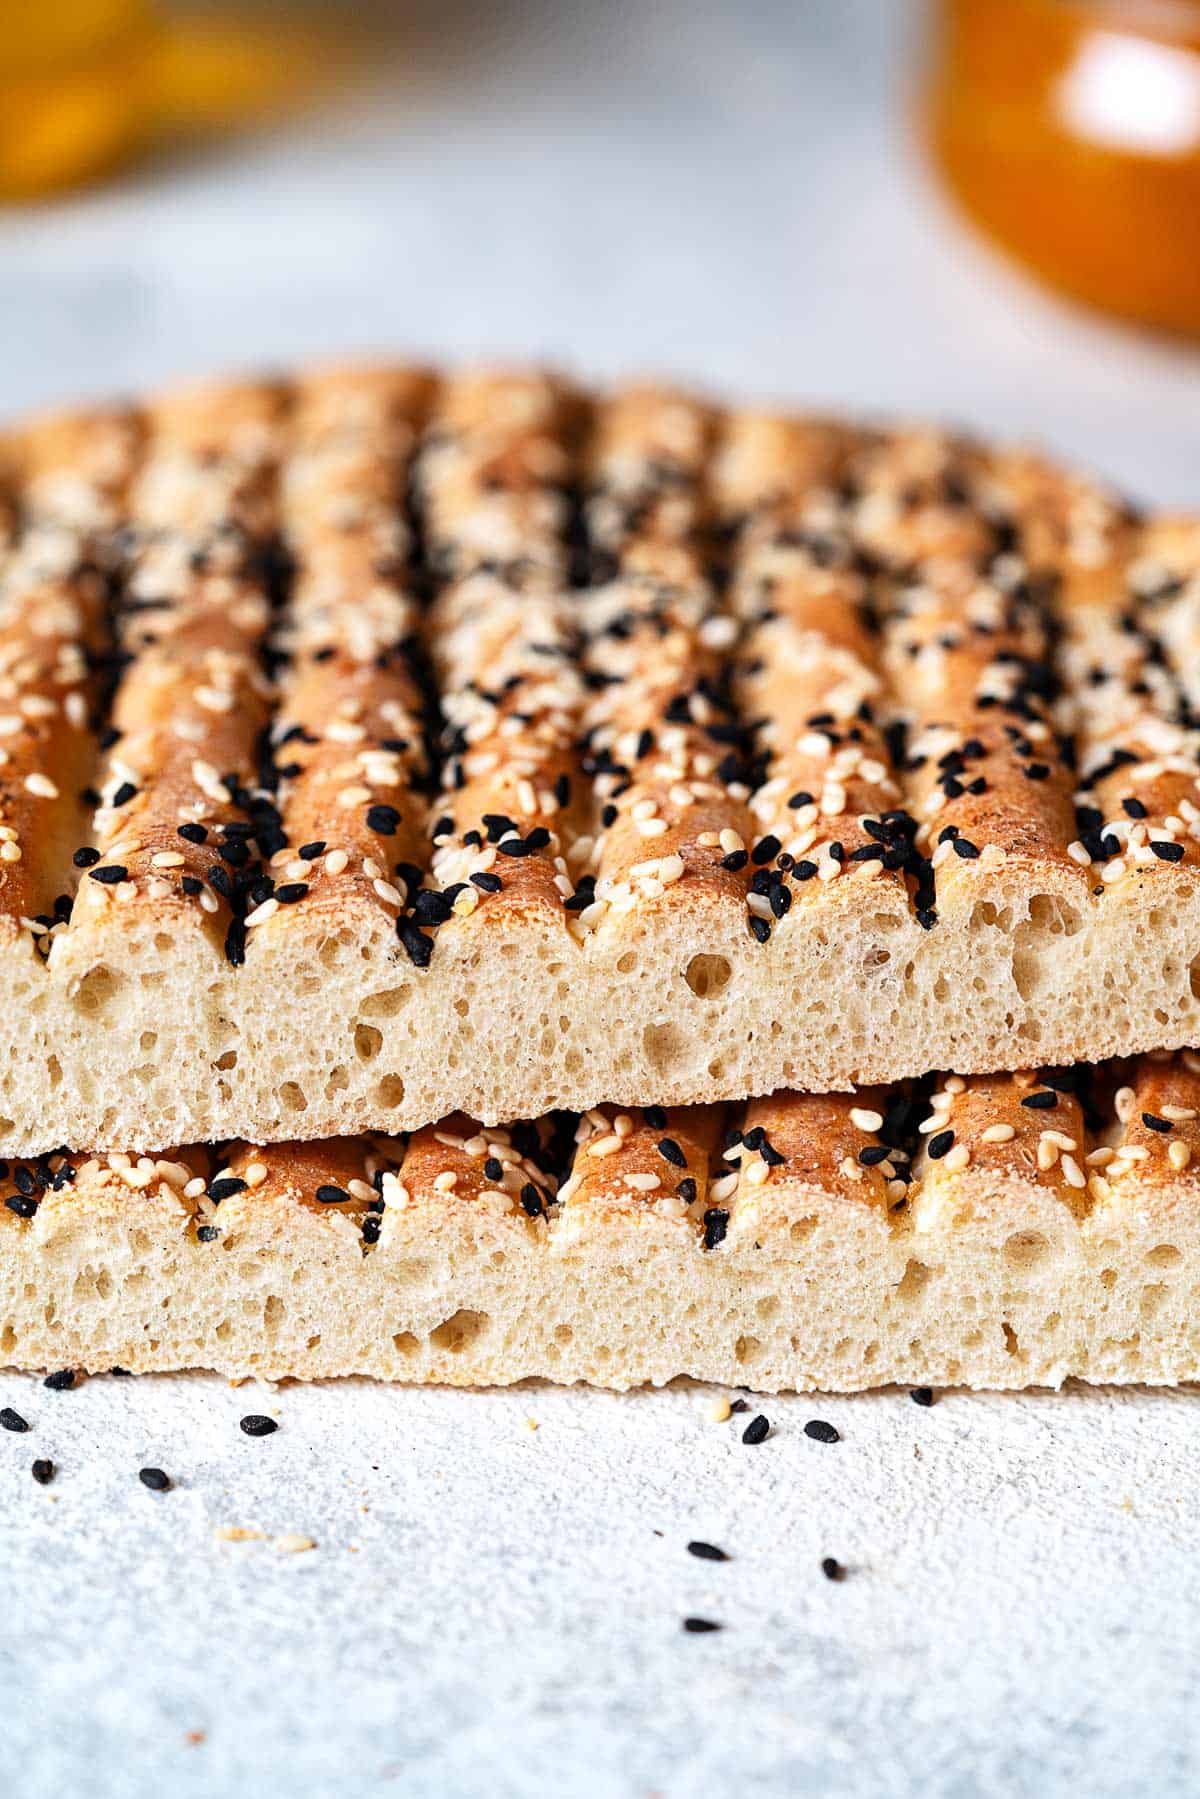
[0, 363, 1196, 1153]
[2, 1054, 1198, 1390]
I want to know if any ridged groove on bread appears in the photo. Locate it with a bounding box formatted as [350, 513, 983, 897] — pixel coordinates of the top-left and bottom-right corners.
[2, 1053, 1198, 1391]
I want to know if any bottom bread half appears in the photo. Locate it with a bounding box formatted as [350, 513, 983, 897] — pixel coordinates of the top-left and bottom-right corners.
[3, 1057, 1200, 1392]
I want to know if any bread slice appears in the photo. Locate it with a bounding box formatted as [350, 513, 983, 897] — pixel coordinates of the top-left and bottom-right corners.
[4, 1052, 1198, 1390]
[0, 362, 1197, 1154]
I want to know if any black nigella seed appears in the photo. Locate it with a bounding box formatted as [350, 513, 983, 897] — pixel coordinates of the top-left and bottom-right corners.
[177, 822, 208, 844]
[742, 1414, 770, 1446]
[519, 1183, 544, 1218]
[207, 1177, 246, 1201]
[0, 1406, 29, 1433]
[805, 1419, 840, 1444]
[298, 841, 325, 860]
[678, 1177, 697, 1204]
[683, 1617, 722, 1634]
[703, 1207, 728, 1250]
[274, 883, 309, 904]
[687, 1541, 728, 1562]
[748, 915, 771, 944]
[315, 1184, 350, 1205]
[643, 1106, 667, 1129]
[138, 1467, 172, 1492]
[31, 1459, 55, 1486]
[1142, 1113, 1172, 1133]
[927, 1130, 954, 1160]
[1020, 1090, 1057, 1110]
[88, 865, 127, 885]
[196, 1225, 220, 1243]
[658, 1138, 687, 1168]
[366, 804, 401, 836]
[72, 846, 101, 868]
[821, 1557, 844, 1582]
[240, 1415, 278, 1438]
[43, 1369, 76, 1391]
[5, 1195, 37, 1220]
[1150, 841, 1184, 863]
[111, 781, 137, 807]
[910, 1387, 935, 1407]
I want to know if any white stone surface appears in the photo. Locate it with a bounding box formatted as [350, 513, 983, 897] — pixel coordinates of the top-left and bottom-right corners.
[1, 4, 1199, 1794]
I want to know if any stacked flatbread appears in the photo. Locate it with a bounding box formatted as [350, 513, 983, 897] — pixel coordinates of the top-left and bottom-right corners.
[0, 362, 1197, 1388]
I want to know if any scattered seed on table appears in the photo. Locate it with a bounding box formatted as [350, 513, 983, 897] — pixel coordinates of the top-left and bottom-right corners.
[804, 1419, 840, 1444]
[822, 1557, 844, 1581]
[43, 1369, 76, 1391]
[728, 1398, 750, 1415]
[742, 1414, 770, 1445]
[139, 1467, 172, 1492]
[683, 1617, 722, 1634]
[239, 1415, 278, 1438]
[910, 1387, 935, 1407]
[687, 1540, 729, 1562]
[31, 1459, 54, 1486]
[0, 1407, 29, 1433]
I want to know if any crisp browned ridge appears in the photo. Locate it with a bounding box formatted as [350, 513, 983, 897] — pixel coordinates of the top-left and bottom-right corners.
[3, 1053, 1199, 1390]
[0, 362, 1197, 1153]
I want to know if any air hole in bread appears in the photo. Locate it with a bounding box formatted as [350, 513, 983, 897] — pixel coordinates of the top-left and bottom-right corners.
[279, 1081, 307, 1113]
[74, 963, 120, 1015]
[373, 1074, 406, 1108]
[616, 952, 638, 975]
[643, 1021, 683, 1072]
[734, 1334, 761, 1365]
[1001, 1321, 1020, 1356]
[1012, 894, 1084, 999]
[683, 953, 732, 999]
[392, 1331, 419, 1356]
[1146, 1244, 1181, 1268]
[1140, 1284, 1167, 1319]
[1004, 1230, 1050, 1271]
[1191, 954, 1200, 1000]
[896, 1258, 931, 1302]
[430, 1308, 489, 1353]
[354, 1025, 382, 1062]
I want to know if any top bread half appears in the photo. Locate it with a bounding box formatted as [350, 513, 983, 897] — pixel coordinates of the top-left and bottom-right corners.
[0, 360, 1195, 1155]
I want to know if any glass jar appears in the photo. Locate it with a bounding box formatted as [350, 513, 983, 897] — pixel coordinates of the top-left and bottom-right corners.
[925, 0, 1200, 335]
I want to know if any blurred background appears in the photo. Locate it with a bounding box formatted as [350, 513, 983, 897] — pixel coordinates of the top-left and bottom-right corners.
[1, 0, 1199, 499]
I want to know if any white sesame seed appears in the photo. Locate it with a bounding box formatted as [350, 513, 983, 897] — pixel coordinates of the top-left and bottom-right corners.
[324, 849, 349, 876]
[24, 773, 58, 799]
[850, 1107, 883, 1133]
[981, 1123, 1016, 1143]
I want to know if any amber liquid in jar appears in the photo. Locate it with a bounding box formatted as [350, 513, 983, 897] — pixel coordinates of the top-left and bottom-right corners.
[926, 0, 1200, 335]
